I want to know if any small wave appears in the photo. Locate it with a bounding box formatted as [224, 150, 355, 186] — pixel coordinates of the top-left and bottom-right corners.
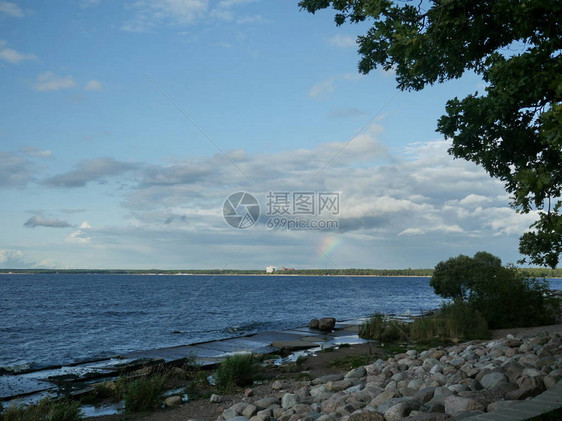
[102, 310, 148, 317]
[0, 362, 36, 374]
[222, 321, 277, 335]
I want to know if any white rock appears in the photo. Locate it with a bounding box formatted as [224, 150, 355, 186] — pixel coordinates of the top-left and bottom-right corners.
[281, 393, 299, 409]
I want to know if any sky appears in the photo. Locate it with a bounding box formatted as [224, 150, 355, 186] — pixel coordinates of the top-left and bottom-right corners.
[0, 0, 539, 270]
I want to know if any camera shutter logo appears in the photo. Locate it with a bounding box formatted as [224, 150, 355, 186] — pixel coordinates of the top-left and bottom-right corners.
[223, 192, 260, 229]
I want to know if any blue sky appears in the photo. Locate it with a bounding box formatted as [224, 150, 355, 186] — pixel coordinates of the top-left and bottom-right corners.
[0, 0, 537, 269]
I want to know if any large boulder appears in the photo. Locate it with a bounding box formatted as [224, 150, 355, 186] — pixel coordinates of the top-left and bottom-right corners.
[309, 319, 320, 329]
[444, 396, 485, 416]
[318, 317, 336, 331]
[384, 400, 421, 421]
[480, 372, 508, 389]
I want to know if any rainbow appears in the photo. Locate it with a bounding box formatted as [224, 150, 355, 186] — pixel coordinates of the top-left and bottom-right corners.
[317, 235, 341, 262]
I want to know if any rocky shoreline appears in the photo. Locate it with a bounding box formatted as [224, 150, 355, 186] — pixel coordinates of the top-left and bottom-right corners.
[213, 331, 562, 421]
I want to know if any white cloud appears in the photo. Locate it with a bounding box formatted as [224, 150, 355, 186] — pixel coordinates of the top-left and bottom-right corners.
[308, 77, 335, 100]
[217, 0, 258, 7]
[84, 80, 103, 91]
[123, 0, 209, 32]
[31, 133, 539, 268]
[0, 151, 34, 188]
[43, 157, 139, 187]
[308, 73, 363, 100]
[328, 34, 356, 48]
[0, 40, 37, 64]
[66, 230, 92, 244]
[21, 146, 53, 158]
[33, 72, 76, 91]
[80, 221, 92, 229]
[0, 249, 25, 265]
[0, 2, 23, 17]
[327, 107, 367, 119]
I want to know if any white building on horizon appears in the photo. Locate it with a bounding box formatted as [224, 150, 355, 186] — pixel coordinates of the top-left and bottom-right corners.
[266, 265, 277, 274]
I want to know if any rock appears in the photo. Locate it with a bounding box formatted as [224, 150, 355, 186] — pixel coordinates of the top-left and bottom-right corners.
[431, 387, 454, 404]
[271, 380, 290, 390]
[321, 396, 346, 413]
[375, 397, 412, 414]
[370, 389, 399, 407]
[518, 354, 539, 367]
[414, 386, 436, 404]
[310, 384, 329, 397]
[318, 317, 336, 331]
[256, 397, 279, 409]
[348, 413, 384, 421]
[522, 368, 542, 378]
[451, 411, 484, 419]
[460, 362, 479, 378]
[245, 388, 254, 397]
[346, 366, 367, 379]
[487, 400, 518, 411]
[164, 396, 182, 407]
[309, 319, 320, 329]
[249, 415, 270, 421]
[501, 361, 525, 382]
[407, 378, 424, 391]
[444, 396, 485, 416]
[210, 394, 222, 403]
[457, 386, 513, 408]
[383, 400, 421, 421]
[506, 381, 545, 400]
[327, 379, 354, 392]
[346, 384, 365, 394]
[313, 373, 344, 385]
[422, 358, 440, 370]
[317, 416, 337, 421]
[480, 372, 508, 389]
[282, 393, 299, 410]
[544, 375, 558, 389]
[226, 418, 250, 421]
[404, 415, 450, 421]
[243, 405, 258, 418]
[504, 338, 523, 348]
[448, 384, 469, 393]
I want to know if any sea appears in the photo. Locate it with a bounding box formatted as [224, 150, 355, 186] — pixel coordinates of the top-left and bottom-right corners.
[1, 274, 561, 373]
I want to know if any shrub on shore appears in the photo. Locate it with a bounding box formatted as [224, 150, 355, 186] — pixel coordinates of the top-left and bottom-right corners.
[2, 398, 82, 421]
[215, 354, 258, 392]
[123, 375, 164, 413]
[430, 251, 560, 329]
[359, 302, 490, 344]
[409, 301, 490, 342]
[358, 313, 409, 342]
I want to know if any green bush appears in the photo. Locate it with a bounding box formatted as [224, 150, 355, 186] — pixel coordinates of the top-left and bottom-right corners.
[123, 376, 164, 413]
[430, 251, 560, 329]
[2, 398, 82, 421]
[409, 301, 490, 342]
[215, 354, 258, 392]
[358, 313, 409, 342]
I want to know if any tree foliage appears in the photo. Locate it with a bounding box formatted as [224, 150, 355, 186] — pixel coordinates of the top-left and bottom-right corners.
[430, 251, 559, 328]
[299, 0, 562, 267]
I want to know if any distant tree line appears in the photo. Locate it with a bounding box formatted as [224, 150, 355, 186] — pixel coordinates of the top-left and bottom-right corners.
[0, 267, 561, 277]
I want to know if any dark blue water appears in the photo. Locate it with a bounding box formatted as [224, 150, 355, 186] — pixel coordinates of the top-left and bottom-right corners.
[1, 274, 560, 371]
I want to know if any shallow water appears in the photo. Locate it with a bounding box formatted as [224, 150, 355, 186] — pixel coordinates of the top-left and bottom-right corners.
[1, 274, 560, 371]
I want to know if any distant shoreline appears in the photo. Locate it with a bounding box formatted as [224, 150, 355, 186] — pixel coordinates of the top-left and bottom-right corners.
[1, 271, 560, 279]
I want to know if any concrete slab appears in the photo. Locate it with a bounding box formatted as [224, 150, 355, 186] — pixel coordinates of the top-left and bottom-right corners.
[0, 376, 54, 399]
